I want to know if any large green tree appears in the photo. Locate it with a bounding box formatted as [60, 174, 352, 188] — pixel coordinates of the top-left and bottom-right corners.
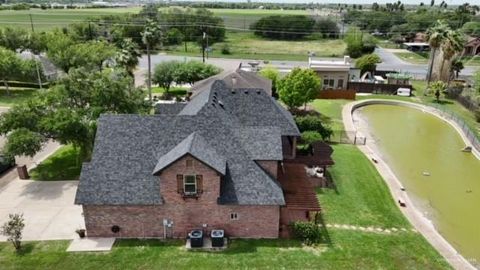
[0, 47, 24, 95]
[259, 66, 280, 97]
[152, 60, 181, 92]
[174, 61, 221, 85]
[0, 68, 150, 161]
[277, 68, 321, 111]
[355, 54, 382, 74]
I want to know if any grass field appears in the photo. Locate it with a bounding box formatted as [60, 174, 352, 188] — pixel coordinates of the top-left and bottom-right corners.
[30, 145, 81, 181]
[0, 88, 37, 107]
[0, 7, 309, 31]
[394, 51, 429, 64]
[168, 31, 346, 61]
[0, 8, 141, 31]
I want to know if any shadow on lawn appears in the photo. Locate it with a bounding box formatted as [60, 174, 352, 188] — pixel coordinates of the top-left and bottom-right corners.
[30, 146, 81, 181]
[0, 242, 35, 256]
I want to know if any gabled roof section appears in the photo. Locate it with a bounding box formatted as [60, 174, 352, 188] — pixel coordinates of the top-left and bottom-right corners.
[233, 127, 283, 160]
[152, 132, 226, 175]
[190, 69, 272, 97]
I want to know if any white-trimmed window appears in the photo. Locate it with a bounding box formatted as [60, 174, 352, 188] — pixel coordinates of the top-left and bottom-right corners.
[230, 213, 239, 220]
[184, 175, 197, 195]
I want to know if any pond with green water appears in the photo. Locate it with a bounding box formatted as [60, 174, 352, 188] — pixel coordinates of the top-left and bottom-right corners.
[358, 104, 480, 266]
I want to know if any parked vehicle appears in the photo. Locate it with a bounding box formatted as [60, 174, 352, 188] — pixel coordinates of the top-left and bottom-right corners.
[0, 154, 15, 175]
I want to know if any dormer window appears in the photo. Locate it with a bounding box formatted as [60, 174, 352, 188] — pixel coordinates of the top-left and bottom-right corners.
[184, 175, 197, 194]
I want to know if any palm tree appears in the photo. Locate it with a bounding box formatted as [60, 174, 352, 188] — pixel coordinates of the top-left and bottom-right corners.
[116, 38, 141, 81]
[450, 57, 464, 80]
[141, 19, 162, 102]
[426, 21, 449, 84]
[439, 29, 464, 82]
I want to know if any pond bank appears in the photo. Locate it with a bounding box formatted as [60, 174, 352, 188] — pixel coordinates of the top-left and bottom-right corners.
[342, 99, 477, 270]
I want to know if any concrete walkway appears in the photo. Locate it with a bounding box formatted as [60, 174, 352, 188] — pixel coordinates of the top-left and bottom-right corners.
[323, 223, 415, 234]
[67, 237, 116, 252]
[0, 180, 84, 241]
[342, 100, 476, 270]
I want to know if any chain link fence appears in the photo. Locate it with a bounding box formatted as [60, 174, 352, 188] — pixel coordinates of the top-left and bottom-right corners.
[430, 104, 480, 153]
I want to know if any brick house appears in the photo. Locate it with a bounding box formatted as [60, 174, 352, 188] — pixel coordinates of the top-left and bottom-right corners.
[75, 80, 320, 239]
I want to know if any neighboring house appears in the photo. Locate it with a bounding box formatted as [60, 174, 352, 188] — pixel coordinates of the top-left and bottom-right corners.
[463, 37, 480, 56]
[413, 32, 426, 43]
[189, 68, 272, 97]
[18, 51, 63, 81]
[308, 56, 353, 90]
[75, 80, 321, 239]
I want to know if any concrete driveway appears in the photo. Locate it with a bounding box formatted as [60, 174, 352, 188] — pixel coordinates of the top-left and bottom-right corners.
[0, 180, 83, 241]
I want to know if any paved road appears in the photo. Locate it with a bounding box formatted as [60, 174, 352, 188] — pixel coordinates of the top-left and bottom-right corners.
[135, 50, 478, 86]
[0, 107, 61, 189]
[375, 48, 477, 78]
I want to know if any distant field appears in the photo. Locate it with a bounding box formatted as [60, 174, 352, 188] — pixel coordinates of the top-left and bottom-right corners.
[0, 8, 141, 31]
[168, 32, 346, 61]
[0, 7, 310, 31]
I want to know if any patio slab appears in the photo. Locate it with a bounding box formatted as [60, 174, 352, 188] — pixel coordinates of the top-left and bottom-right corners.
[67, 237, 116, 252]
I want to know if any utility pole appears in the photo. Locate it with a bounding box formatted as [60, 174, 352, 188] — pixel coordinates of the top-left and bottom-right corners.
[147, 42, 152, 101]
[202, 32, 206, 63]
[29, 14, 43, 90]
[206, 33, 209, 60]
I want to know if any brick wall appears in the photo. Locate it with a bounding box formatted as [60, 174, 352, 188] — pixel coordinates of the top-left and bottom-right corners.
[256, 160, 278, 179]
[83, 204, 280, 238]
[83, 155, 280, 238]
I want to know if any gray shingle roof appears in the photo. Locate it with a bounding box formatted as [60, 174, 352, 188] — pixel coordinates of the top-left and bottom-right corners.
[154, 103, 186, 115]
[75, 80, 299, 206]
[152, 132, 226, 175]
[190, 69, 272, 97]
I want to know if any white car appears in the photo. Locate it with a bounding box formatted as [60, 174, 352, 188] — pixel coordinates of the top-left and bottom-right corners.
[397, 87, 411, 97]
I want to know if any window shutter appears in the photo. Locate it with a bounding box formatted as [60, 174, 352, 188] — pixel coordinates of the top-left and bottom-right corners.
[177, 174, 183, 193]
[196, 175, 203, 193]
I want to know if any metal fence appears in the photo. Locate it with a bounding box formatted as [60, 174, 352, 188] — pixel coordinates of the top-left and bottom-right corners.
[328, 130, 366, 145]
[430, 103, 480, 153]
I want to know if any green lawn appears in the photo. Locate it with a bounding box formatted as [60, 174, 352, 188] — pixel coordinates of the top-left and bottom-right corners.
[319, 145, 410, 228]
[394, 51, 429, 65]
[30, 145, 82, 181]
[168, 31, 346, 61]
[0, 230, 450, 270]
[0, 88, 37, 107]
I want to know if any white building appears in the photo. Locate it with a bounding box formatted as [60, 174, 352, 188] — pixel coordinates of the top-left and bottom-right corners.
[308, 56, 358, 90]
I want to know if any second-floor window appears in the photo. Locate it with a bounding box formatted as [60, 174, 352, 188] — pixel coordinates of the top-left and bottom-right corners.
[184, 175, 197, 194]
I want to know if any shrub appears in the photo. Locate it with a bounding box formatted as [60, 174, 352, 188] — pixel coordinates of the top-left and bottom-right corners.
[221, 44, 231, 55]
[475, 109, 480, 123]
[301, 131, 322, 145]
[292, 221, 322, 245]
[1, 213, 25, 251]
[295, 115, 333, 140]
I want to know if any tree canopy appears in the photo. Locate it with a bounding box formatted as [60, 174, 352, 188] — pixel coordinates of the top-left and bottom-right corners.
[153, 60, 221, 90]
[0, 68, 150, 160]
[277, 68, 321, 110]
[251, 15, 315, 40]
[355, 54, 382, 74]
